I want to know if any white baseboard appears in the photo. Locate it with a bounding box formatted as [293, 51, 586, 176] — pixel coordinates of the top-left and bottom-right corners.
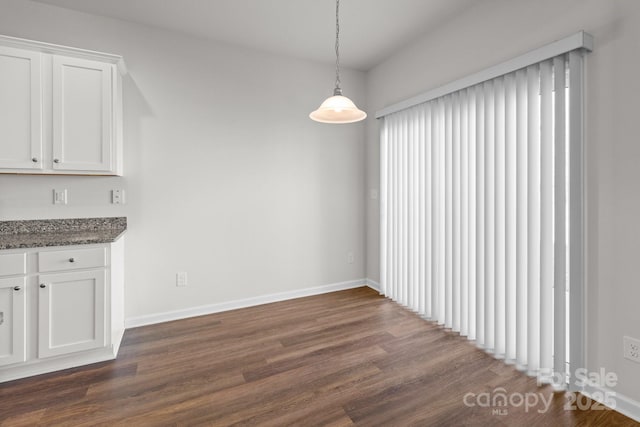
[125, 278, 367, 328]
[582, 383, 640, 423]
[1, 347, 116, 383]
[366, 278, 381, 293]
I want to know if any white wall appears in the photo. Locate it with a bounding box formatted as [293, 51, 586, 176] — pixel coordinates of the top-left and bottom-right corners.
[365, 0, 640, 402]
[0, 0, 366, 318]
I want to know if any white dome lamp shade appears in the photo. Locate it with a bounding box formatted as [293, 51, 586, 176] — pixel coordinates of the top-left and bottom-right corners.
[310, 87, 367, 124]
[310, 0, 366, 124]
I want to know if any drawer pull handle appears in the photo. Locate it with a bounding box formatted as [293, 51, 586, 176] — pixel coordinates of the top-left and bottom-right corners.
[13, 286, 20, 291]
[53, 158, 60, 163]
[32, 157, 38, 163]
[40, 284, 46, 288]
[69, 258, 75, 263]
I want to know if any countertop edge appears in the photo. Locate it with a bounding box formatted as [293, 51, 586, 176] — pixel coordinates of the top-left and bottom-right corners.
[0, 228, 128, 251]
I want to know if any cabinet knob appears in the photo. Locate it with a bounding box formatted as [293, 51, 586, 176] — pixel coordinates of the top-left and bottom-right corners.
[13, 286, 20, 291]
[53, 158, 60, 163]
[40, 284, 46, 288]
[32, 157, 38, 163]
[69, 257, 75, 263]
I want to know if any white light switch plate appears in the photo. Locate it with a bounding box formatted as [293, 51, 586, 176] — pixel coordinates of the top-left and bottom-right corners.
[176, 272, 188, 287]
[112, 189, 125, 204]
[53, 189, 67, 205]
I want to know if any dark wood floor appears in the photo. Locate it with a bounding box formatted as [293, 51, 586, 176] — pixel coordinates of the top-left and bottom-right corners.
[0, 287, 637, 426]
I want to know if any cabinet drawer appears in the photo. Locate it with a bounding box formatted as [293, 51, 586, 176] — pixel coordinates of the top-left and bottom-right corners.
[38, 247, 106, 272]
[0, 253, 27, 276]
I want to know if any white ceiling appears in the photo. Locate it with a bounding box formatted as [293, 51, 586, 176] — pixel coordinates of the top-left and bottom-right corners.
[32, 0, 477, 71]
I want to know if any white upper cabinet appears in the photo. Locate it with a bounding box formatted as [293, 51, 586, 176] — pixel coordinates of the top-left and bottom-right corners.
[52, 56, 114, 172]
[0, 46, 42, 171]
[0, 35, 125, 176]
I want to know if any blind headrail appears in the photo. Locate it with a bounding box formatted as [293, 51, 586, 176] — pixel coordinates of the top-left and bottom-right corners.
[375, 31, 593, 119]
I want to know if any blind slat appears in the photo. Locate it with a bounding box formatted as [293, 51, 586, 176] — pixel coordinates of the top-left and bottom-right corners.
[505, 72, 517, 361]
[468, 87, 477, 341]
[540, 60, 554, 373]
[401, 114, 408, 305]
[453, 93, 461, 332]
[418, 108, 426, 314]
[527, 64, 541, 374]
[484, 80, 495, 350]
[568, 50, 585, 390]
[495, 76, 506, 357]
[476, 85, 486, 346]
[515, 67, 528, 368]
[430, 102, 439, 320]
[461, 89, 470, 337]
[405, 108, 418, 310]
[380, 121, 388, 295]
[394, 117, 399, 301]
[437, 99, 446, 323]
[553, 55, 567, 382]
[425, 105, 433, 318]
[445, 95, 453, 328]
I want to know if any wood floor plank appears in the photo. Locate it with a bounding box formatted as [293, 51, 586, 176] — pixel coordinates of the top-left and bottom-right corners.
[0, 287, 637, 426]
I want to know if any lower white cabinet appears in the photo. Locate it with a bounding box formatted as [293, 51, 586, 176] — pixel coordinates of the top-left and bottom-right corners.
[0, 238, 124, 382]
[38, 269, 106, 358]
[0, 277, 26, 367]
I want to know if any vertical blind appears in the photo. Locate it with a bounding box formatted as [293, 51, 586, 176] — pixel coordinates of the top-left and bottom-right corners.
[380, 50, 585, 383]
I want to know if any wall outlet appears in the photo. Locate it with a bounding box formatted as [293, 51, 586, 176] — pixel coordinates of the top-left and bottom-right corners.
[112, 189, 125, 204]
[53, 189, 67, 205]
[176, 272, 188, 287]
[347, 251, 354, 264]
[624, 336, 640, 363]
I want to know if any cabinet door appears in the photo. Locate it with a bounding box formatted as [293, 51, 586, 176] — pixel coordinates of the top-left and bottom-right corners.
[0, 46, 42, 170]
[38, 270, 106, 358]
[52, 56, 113, 173]
[0, 277, 26, 367]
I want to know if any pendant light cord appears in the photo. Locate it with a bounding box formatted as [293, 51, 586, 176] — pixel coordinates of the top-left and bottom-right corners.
[334, 0, 342, 95]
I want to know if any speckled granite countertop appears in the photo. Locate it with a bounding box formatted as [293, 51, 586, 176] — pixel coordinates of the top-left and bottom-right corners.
[0, 217, 127, 250]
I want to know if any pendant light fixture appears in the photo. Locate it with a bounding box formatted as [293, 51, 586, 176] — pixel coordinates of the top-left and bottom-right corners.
[310, 0, 366, 124]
